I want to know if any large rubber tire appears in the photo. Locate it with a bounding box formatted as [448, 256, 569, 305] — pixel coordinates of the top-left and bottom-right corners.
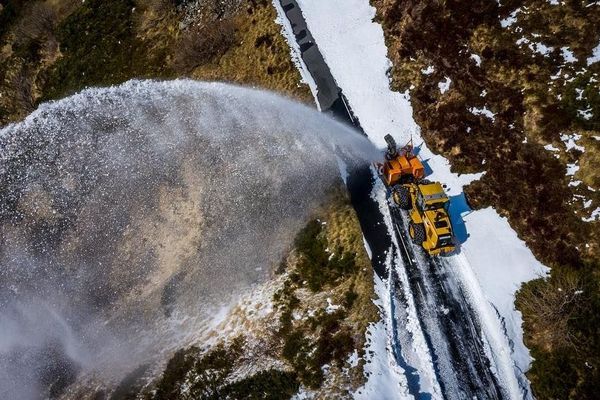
[393, 186, 412, 210]
[410, 222, 425, 245]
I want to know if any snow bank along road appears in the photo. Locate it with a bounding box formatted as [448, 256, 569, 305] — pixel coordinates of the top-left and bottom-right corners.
[275, 0, 549, 399]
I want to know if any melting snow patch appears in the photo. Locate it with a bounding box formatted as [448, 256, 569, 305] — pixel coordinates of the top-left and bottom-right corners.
[542, 143, 558, 156]
[561, 47, 577, 63]
[587, 42, 600, 65]
[578, 108, 593, 120]
[550, 68, 562, 80]
[347, 349, 360, 368]
[500, 10, 518, 28]
[469, 106, 496, 121]
[516, 37, 554, 56]
[566, 163, 580, 176]
[326, 298, 340, 314]
[438, 77, 451, 93]
[561, 133, 585, 152]
[291, 388, 312, 400]
[533, 42, 554, 56]
[583, 207, 600, 222]
[421, 65, 435, 75]
[470, 53, 482, 66]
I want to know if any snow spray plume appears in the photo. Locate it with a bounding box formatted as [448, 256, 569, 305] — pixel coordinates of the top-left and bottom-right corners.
[0, 80, 378, 398]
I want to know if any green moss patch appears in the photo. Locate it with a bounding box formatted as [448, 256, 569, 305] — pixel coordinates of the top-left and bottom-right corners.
[149, 337, 299, 400]
[516, 262, 600, 399]
[294, 219, 357, 292]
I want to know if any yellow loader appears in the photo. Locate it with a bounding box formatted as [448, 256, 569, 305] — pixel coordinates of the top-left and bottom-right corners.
[393, 181, 455, 255]
[376, 134, 455, 256]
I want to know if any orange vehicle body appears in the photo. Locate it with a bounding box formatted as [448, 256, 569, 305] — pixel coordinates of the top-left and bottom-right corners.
[380, 151, 425, 186]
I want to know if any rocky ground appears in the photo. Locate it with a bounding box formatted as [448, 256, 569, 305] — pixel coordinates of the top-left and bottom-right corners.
[370, 0, 600, 398]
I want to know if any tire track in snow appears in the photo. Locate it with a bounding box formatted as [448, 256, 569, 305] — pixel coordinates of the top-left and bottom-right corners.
[392, 203, 506, 399]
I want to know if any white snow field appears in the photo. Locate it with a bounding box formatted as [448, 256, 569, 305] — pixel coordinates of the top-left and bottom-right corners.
[274, 0, 550, 399]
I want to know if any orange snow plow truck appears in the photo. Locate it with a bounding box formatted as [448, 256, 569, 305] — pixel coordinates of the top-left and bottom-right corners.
[376, 134, 455, 256]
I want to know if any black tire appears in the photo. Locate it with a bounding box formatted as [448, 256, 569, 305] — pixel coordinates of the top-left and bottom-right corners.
[393, 186, 412, 210]
[410, 222, 425, 245]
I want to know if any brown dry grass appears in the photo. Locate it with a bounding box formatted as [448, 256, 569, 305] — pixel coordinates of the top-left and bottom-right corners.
[189, 1, 312, 102]
[174, 19, 237, 73]
[321, 186, 378, 352]
[0, 0, 311, 125]
[517, 272, 584, 352]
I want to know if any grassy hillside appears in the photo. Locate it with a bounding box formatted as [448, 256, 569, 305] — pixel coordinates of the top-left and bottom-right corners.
[0, 0, 311, 125]
[370, 0, 600, 397]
